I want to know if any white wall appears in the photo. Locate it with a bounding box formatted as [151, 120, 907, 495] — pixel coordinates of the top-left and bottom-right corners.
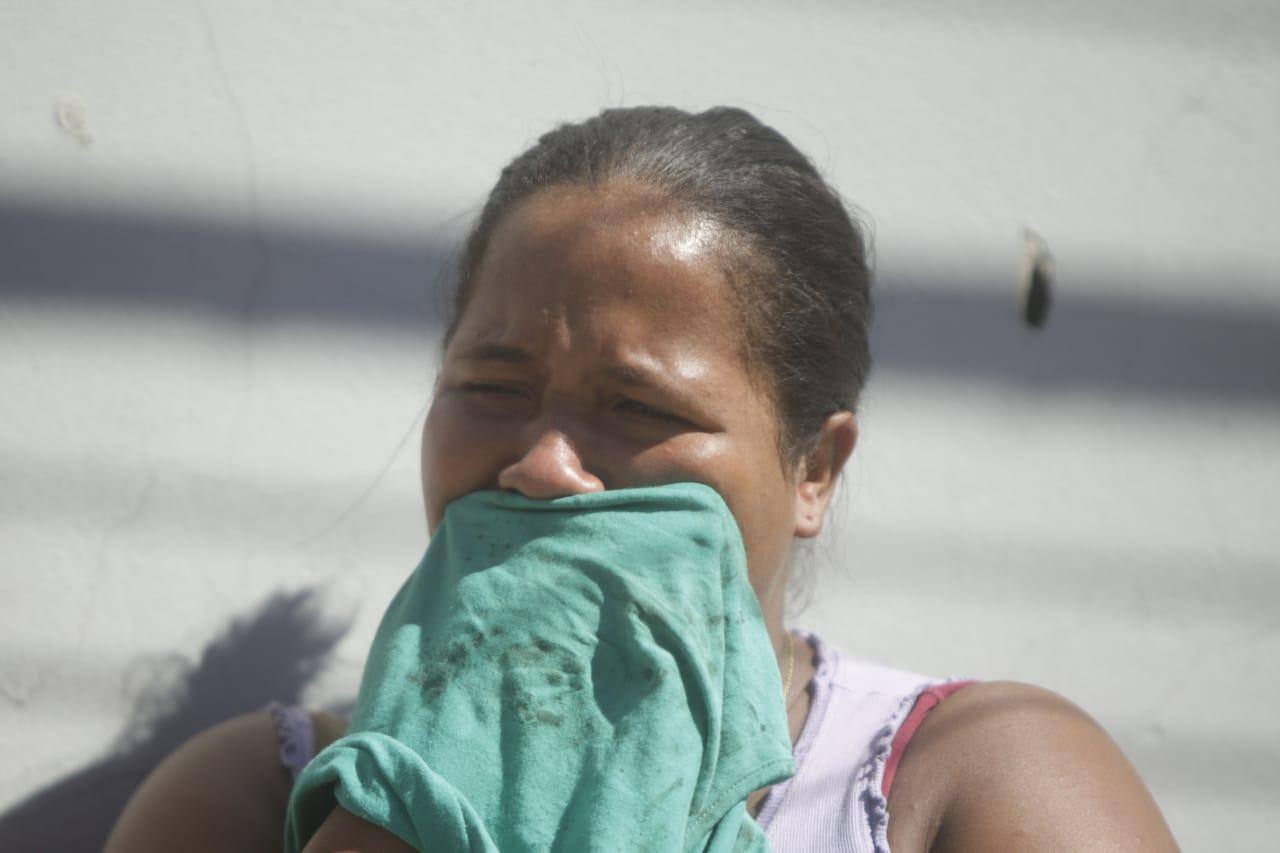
[2, 1, 1278, 849]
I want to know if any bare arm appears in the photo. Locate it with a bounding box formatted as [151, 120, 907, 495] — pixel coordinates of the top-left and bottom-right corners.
[103, 711, 292, 853]
[104, 709, 349, 853]
[887, 681, 1180, 852]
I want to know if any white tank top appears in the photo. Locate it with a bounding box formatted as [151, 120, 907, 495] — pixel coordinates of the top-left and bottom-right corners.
[756, 630, 962, 853]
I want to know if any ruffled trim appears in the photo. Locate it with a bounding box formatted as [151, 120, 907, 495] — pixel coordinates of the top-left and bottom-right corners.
[855, 720, 898, 853]
[853, 679, 967, 853]
[267, 701, 315, 783]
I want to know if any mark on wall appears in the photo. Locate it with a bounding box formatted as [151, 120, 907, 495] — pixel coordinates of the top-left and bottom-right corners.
[1, 199, 1277, 403]
[54, 95, 93, 148]
[1019, 229, 1054, 330]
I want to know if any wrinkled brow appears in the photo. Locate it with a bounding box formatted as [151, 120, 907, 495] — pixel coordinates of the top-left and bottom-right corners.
[603, 363, 673, 394]
[454, 342, 535, 365]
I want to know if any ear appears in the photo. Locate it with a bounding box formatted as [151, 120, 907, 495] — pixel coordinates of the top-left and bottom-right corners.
[793, 411, 858, 539]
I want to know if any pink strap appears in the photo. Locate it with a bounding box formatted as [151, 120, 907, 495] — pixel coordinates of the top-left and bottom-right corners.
[881, 680, 975, 797]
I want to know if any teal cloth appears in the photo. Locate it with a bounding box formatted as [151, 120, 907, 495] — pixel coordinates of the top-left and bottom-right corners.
[284, 482, 794, 852]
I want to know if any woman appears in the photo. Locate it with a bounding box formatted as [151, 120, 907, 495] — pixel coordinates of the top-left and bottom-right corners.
[105, 106, 1178, 851]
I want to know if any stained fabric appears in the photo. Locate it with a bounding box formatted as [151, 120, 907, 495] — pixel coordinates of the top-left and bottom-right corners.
[284, 482, 794, 852]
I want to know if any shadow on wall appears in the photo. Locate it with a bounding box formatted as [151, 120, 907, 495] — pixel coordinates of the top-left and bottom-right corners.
[0, 199, 454, 331]
[0, 590, 352, 853]
[2, 198, 1278, 403]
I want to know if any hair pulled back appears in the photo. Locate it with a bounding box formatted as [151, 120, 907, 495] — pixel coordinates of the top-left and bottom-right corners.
[446, 106, 873, 468]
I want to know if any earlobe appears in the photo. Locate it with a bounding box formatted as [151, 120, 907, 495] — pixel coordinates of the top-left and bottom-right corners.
[792, 411, 858, 539]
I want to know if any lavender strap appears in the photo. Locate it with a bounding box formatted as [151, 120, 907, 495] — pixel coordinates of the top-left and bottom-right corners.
[266, 701, 315, 783]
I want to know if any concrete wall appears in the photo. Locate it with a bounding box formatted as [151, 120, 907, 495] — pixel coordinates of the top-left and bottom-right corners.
[2, 1, 1277, 848]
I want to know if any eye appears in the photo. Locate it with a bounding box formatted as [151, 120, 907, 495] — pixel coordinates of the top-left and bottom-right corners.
[614, 397, 687, 424]
[461, 382, 523, 396]
[455, 382, 534, 413]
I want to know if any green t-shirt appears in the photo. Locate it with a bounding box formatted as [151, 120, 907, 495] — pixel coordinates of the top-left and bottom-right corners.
[285, 482, 794, 852]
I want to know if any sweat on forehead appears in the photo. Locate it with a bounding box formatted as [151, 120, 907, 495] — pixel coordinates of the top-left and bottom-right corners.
[468, 186, 738, 317]
[485, 183, 729, 265]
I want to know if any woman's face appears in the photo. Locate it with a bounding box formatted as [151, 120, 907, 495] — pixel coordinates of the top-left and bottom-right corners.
[421, 183, 808, 619]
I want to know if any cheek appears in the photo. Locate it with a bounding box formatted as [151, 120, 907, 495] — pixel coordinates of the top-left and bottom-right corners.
[421, 398, 514, 531]
[605, 432, 731, 491]
[632, 435, 794, 568]
[701, 440, 797, 590]
[737, 493, 797, 594]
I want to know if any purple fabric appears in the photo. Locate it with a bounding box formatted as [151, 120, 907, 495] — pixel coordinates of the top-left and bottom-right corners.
[266, 701, 314, 782]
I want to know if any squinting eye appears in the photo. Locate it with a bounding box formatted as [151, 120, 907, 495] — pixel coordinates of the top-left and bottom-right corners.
[616, 398, 685, 424]
[462, 383, 521, 396]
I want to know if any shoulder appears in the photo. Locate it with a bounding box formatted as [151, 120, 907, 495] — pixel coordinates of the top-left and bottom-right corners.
[885, 681, 1179, 852]
[105, 708, 348, 853]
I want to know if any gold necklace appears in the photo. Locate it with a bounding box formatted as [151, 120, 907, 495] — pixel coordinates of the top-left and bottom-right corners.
[781, 629, 795, 704]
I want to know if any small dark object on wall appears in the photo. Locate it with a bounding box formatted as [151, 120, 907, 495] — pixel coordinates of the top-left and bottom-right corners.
[1020, 230, 1054, 329]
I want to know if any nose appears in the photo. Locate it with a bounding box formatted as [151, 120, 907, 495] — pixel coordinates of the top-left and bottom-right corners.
[497, 427, 605, 499]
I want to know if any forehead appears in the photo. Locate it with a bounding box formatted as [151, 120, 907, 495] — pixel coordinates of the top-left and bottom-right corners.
[455, 185, 747, 361]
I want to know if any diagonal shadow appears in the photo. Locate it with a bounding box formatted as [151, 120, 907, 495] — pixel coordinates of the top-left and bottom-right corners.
[0, 589, 352, 853]
[872, 283, 1280, 402]
[2, 198, 1278, 403]
[0, 198, 455, 330]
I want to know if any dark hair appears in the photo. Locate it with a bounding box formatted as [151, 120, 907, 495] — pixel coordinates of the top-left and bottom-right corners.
[445, 106, 873, 468]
